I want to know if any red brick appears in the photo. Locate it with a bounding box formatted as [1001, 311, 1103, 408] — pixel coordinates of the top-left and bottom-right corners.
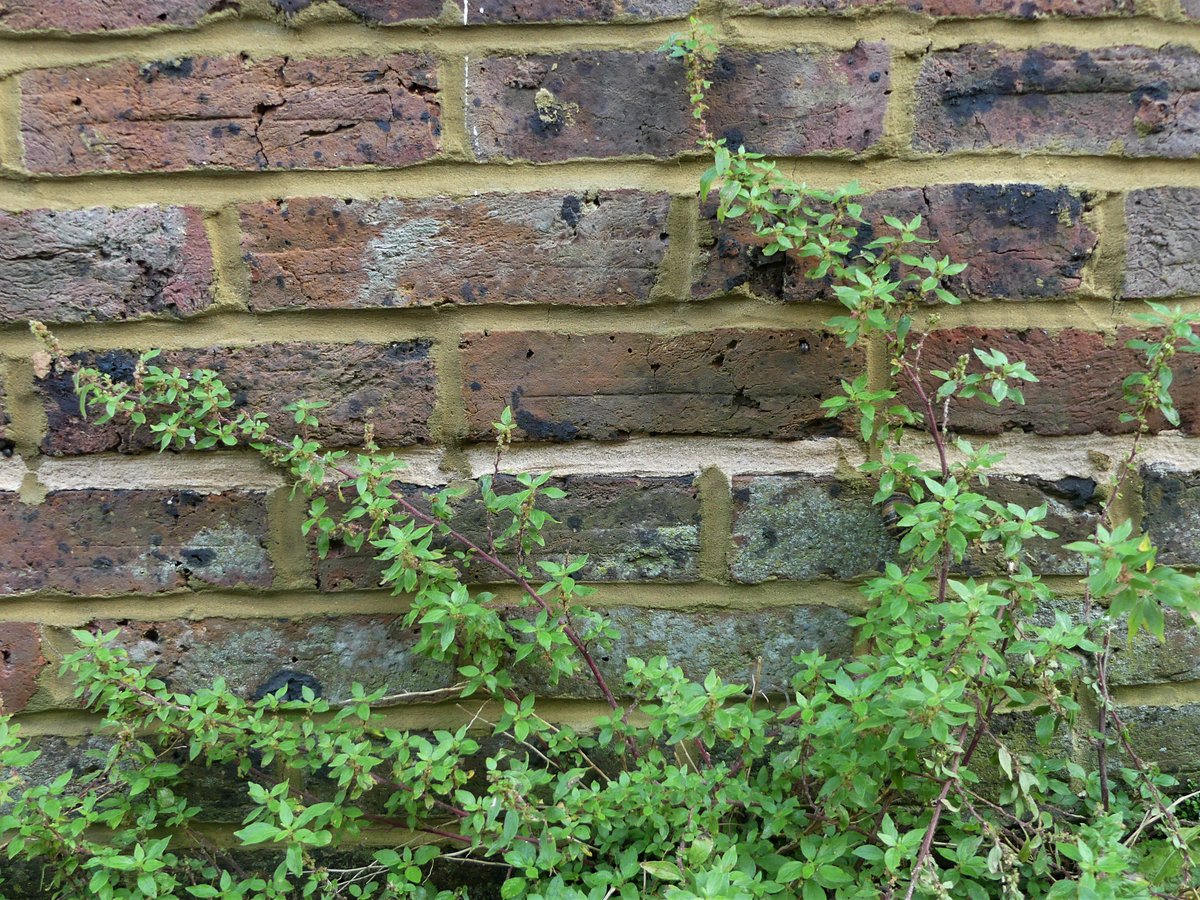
[906, 327, 1200, 436]
[696, 183, 1096, 302]
[239, 191, 671, 311]
[38, 342, 436, 456]
[0, 0, 231, 31]
[0, 624, 45, 714]
[469, 0, 695, 22]
[20, 55, 440, 175]
[1123, 188, 1200, 299]
[737, 0, 1127, 14]
[316, 475, 701, 590]
[461, 330, 858, 441]
[466, 46, 888, 162]
[0, 490, 272, 596]
[915, 45, 1200, 157]
[0, 206, 212, 324]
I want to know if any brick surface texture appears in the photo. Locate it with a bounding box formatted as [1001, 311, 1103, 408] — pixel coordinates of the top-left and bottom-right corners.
[240, 191, 671, 310]
[38, 342, 436, 455]
[3, 0, 1200, 790]
[0, 206, 213, 323]
[466, 46, 889, 161]
[20, 54, 441, 174]
[461, 329, 858, 440]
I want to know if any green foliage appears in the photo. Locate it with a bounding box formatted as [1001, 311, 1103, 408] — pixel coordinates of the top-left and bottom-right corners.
[6, 22, 1200, 898]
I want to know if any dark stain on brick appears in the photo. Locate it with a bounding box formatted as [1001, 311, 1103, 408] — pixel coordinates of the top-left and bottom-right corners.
[560, 195, 582, 228]
[142, 58, 195, 81]
[252, 669, 322, 702]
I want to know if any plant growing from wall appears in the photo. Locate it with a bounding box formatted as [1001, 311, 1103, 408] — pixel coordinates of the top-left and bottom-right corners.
[4, 20, 1200, 899]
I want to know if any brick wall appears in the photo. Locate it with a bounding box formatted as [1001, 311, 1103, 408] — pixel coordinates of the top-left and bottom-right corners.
[1, 0, 1200, 802]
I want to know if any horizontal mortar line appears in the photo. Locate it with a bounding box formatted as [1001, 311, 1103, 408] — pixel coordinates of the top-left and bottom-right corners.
[9, 697, 621, 737]
[0, 19, 692, 75]
[2, 296, 1197, 356]
[726, 13, 1200, 52]
[2, 13, 1200, 74]
[1112, 679, 1200, 708]
[6, 155, 1200, 210]
[0, 581, 876, 626]
[9, 430, 1200, 492]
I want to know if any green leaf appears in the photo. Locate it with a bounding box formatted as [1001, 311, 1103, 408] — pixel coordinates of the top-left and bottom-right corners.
[641, 861, 683, 882]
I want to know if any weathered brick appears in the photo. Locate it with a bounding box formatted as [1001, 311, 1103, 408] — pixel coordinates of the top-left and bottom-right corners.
[81, 603, 850, 704]
[1124, 189, 1200, 299]
[1142, 465, 1200, 567]
[20, 55, 440, 175]
[461, 330, 858, 441]
[915, 45, 1200, 157]
[470, 0, 695, 22]
[736, 0, 1128, 15]
[730, 475, 897, 582]
[981, 476, 1100, 575]
[0, 0, 233, 32]
[466, 45, 888, 162]
[696, 184, 1096, 302]
[316, 475, 701, 589]
[38, 341, 436, 456]
[730, 473, 1101, 583]
[272, 0, 443, 21]
[240, 191, 670, 311]
[0, 206, 212, 324]
[0, 490, 272, 596]
[1186, 0, 1200, 19]
[0, 375, 9, 452]
[1118, 703, 1200, 774]
[89, 616, 450, 700]
[0, 624, 45, 714]
[1109, 610, 1200, 686]
[0, 0, 445, 31]
[905, 327, 1200, 436]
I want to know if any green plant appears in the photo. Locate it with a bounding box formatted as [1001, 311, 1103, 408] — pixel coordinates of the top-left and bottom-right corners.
[4, 21, 1200, 898]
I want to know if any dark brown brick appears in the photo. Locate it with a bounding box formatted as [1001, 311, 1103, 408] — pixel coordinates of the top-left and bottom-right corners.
[0, 0, 232, 31]
[0, 374, 9, 450]
[1124, 189, 1200, 299]
[0, 206, 213, 324]
[20, 55, 440, 175]
[696, 184, 1096, 302]
[461, 330, 858, 441]
[470, 0, 695, 22]
[316, 475, 701, 589]
[1142, 465, 1200, 567]
[915, 45, 1200, 157]
[730, 475, 897, 582]
[37, 341, 436, 456]
[736, 0, 1128, 14]
[0, 624, 45, 714]
[980, 476, 1100, 575]
[270, 0, 444, 21]
[466, 46, 888, 162]
[0, 490, 272, 596]
[905, 327, 1200, 436]
[239, 191, 671, 311]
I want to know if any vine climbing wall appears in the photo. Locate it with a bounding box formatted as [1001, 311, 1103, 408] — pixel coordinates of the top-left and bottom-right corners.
[2, 0, 1200, 813]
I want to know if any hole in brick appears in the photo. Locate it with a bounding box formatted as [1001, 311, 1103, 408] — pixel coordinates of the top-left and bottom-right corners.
[143, 628, 160, 643]
[526, 349, 534, 359]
